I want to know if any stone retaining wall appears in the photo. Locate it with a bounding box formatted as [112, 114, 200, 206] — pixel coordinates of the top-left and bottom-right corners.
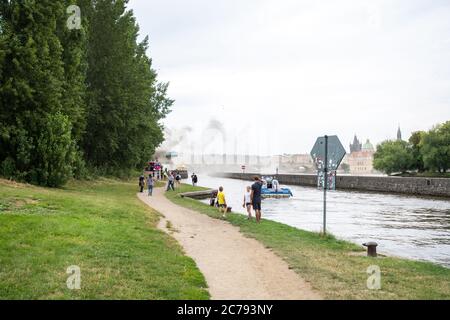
[215, 173, 450, 198]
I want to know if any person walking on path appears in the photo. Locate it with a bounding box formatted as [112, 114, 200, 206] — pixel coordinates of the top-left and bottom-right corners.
[167, 172, 175, 191]
[217, 186, 228, 218]
[139, 174, 145, 193]
[251, 176, 263, 223]
[243, 186, 253, 220]
[147, 175, 154, 196]
[191, 173, 198, 187]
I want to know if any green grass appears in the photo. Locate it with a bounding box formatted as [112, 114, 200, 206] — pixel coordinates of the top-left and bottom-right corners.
[394, 172, 450, 178]
[166, 184, 450, 300]
[0, 179, 209, 300]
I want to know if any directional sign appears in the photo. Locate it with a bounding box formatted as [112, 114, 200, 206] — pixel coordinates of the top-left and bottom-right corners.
[310, 135, 346, 172]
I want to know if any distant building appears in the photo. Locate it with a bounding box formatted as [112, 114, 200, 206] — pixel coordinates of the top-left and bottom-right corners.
[277, 154, 314, 173]
[349, 135, 362, 153]
[348, 139, 376, 174]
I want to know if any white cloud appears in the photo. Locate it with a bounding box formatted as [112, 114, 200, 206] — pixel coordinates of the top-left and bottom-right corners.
[130, 0, 450, 154]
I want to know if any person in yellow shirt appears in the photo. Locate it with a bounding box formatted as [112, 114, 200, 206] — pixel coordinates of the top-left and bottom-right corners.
[217, 186, 228, 217]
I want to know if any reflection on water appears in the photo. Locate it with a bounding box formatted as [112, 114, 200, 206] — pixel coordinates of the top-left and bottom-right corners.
[196, 175, 450, 268]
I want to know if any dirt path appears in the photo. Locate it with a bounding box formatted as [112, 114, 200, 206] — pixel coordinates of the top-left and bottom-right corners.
[138, 188, 321, 300]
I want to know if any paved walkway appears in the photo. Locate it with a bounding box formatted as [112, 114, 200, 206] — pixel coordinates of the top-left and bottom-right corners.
[138, 188, 321, 300]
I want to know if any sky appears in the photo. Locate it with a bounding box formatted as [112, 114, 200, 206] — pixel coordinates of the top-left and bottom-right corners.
[129, 0, 450, 156]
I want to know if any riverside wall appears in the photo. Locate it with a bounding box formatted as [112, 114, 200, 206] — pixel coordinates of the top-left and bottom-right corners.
[215, 172, 450, 198]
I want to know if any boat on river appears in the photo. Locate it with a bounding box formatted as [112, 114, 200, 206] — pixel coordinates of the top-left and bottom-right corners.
[261, 176, 293, 199]
[261, 187, 293, 199]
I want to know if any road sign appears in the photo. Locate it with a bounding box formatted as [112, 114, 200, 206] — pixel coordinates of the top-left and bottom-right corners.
[310, 135, 346, 235]
[310, 135, 346, 172]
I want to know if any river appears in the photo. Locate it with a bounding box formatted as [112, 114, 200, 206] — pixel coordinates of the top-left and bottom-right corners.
[194, 175, 450, 268]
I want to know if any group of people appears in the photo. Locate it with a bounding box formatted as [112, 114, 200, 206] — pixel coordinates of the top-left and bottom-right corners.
[145, 160, 164, 180]
[264, 176, 280, 192]
[213, 176, 264, 223]
[139, 174, 155, 196]
[139, 170, 184, 195]
[140, 172, 265, 223]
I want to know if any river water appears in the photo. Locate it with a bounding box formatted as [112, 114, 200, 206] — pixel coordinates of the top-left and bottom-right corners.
[195, 175, 450, 268]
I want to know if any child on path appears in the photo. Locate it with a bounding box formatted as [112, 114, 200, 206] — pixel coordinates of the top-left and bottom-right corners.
[217, 186, 228, 218]
[243, 186, 253, 220]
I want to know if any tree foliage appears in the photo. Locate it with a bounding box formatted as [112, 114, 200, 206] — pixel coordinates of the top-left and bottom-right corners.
[373, 140, 414, 175]
[0, 0, 172, 186]
[0, 0, 68, 184]
[82, 1, 172, 170]
[374, 121, 450, 175]
[409, 131, 426, 173]
[421, 121, 450, 173]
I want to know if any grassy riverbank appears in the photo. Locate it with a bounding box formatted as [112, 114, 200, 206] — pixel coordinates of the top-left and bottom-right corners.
[165, 184, 450, 300]
[394, 172, 450, 178]
[0, 179, 209, 300]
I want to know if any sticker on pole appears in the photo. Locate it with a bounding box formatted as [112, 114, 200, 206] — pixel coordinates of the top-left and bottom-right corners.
[318, 171, 336, 190]
[310, 135, 346, 171]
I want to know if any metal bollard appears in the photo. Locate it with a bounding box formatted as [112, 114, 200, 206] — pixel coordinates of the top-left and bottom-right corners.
[363, 242, 378, 257]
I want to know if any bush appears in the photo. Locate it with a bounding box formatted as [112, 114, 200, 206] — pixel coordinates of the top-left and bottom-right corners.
[30, 113, 77, 187]
[0, 157, 15, 179]
[72, 150, 88, 180]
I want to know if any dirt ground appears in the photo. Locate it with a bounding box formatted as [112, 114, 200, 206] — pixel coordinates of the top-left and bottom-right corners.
[138, 188, 321, 300]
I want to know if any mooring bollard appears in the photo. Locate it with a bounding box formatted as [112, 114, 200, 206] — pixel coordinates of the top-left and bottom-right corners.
[363, 242, 378, 257]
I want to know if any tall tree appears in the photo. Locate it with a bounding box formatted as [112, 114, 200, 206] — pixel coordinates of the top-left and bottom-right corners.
[83, 0, 172, 170]
[421, 121, 450, 173]
[409, 131, 426, 173]
[57, 0, 89, 143]
[0, 0, 173, 185]
[0, 0, 77, 186]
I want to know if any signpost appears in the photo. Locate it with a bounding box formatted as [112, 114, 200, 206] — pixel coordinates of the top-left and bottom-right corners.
[310, 135, 346, 234]
[241, 165, 246, 174]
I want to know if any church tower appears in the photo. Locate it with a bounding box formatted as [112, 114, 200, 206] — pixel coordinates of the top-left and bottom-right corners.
[397, 126, 402, 141]
[349, 135, 362, 153]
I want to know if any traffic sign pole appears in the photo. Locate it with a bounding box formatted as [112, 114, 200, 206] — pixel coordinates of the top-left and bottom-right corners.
[323, 135, 328, 235]
[310, 134, 346, 236]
